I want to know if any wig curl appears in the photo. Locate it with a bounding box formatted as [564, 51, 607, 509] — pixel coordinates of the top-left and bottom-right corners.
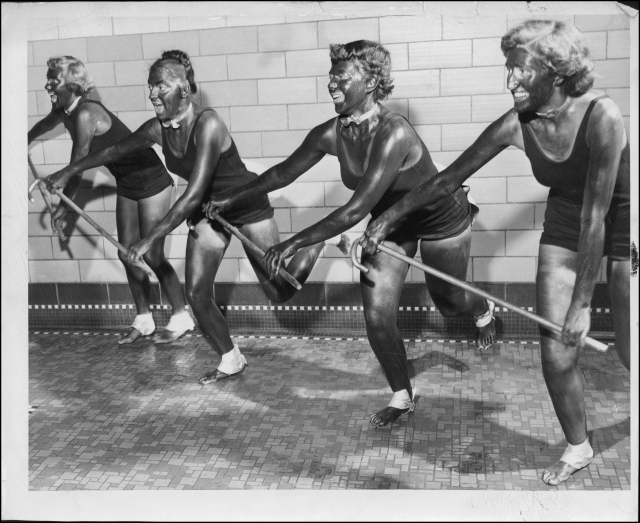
[329, 40, 394, 101]
[150, 49, 198, 94]
[501, 20, 594, 97]
[47, 56, 95, 95]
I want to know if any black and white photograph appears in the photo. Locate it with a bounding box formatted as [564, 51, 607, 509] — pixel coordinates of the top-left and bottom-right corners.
[2, 1, 638, 520]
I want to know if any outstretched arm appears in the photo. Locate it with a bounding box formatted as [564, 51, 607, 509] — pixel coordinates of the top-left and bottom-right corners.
[562, 99, 626, 348]
[44, 118, 160, 194]
[360, 110, 518, 254]
[204, 120, 335, 216]
[28, 110, 63, 144]
[127, 112, 226, 264]
[263, 120, 415, 277]
[48, 105, 101, 231]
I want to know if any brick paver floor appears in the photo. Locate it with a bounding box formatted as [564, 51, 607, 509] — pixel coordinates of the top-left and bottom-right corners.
[29, 332, 630, 490]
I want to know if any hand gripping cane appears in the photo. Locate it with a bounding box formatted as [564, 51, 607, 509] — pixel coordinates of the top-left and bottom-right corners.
[28, 156, 67, 241]
[208, 210, 302, 290]
[350, 240, 608, 352]
[28, 178, 155, 278]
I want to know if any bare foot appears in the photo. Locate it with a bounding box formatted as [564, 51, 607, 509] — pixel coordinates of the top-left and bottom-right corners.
[370, 406, 411, 428]
[118, 328, 144, 345]
[475, 319, 496, 350]
[370, 387, 418, 428]
[198, 364, 247, 385]
[335, 233, 351, 255]
[542, 458, 591, 486]
[198, 354, 248, 384]
[475, 299, 496, 350]
[154, 329, 189, 344]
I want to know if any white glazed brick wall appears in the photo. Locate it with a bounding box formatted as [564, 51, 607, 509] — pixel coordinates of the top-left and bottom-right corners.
[28, 14, 630, 284]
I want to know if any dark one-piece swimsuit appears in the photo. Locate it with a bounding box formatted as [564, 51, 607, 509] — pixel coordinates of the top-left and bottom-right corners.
[520, 95, 630, 261]
[161, 108, 273, 228]
[336, 112, 473, 243]
[60, 97, 173, 200]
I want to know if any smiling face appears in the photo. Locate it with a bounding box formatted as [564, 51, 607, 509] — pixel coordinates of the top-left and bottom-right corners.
[147, 64, 186, 121]
[328, 60, 369, 116]
[45, 69, 74, 110]
[505, 48, 556, 114]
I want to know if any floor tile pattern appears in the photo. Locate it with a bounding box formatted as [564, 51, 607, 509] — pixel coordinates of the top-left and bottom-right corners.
[29, 333, 630, 490]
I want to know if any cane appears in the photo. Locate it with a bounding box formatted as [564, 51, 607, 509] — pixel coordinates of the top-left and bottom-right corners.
[208, 211, 302, 291]
[351, 240, 608, 353]
[28, 156, 67, 241]
[28, 179, 155, 278]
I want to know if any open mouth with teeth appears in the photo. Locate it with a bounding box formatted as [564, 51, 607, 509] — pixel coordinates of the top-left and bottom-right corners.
[331, 92, 344, 104]
[49, 93, 57, 104]
[512, 92, 529, 102]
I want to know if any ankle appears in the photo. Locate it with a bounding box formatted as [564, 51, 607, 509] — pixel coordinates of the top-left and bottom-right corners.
[221, 342, 240, 363]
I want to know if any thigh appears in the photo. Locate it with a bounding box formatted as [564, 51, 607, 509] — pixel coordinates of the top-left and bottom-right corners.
[419, 225, 471, 296]
[536, 244, 581, 368]
[536, 244, 578, 325]
[238, 218, 280, 254]
[136, 185, 173, 238]
[116, 194, 141, 247]
[361, 237, 418, 313]
[607, 258, 630, 366]
[185, 218, 231, 293]
[238, 218, 281, 281]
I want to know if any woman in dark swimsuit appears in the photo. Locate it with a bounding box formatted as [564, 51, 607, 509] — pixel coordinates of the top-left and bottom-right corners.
[44, 50, 336, 383]
[360, 21, 630, 485]
[29, 56, 192, 345]
[204, 40, 496, 428]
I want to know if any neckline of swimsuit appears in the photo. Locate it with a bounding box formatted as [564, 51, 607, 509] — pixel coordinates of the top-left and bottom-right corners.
[523, 95, 606, 165]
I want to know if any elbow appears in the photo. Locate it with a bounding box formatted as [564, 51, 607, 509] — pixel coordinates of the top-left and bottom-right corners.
[183, 196, 202, 213]
[343, 207, 368, 225]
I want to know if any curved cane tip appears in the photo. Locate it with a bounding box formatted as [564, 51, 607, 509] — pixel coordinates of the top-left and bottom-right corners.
[590, 339, 609, 353]
[350, 239, 369, 274]
[29, 196, 35, 203]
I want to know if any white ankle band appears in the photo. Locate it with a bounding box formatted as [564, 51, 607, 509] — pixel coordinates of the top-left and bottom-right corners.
[165, 310, 195, 332]
[475, 299, 495, 328]
[387, 387, 417, 411]
[217, 345, 246, 375]
[560, 439, 593, 469]
[131, 313, 155, 335]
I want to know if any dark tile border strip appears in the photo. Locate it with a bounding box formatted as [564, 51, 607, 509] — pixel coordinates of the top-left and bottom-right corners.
[29, 303, 615, 340]
[29, 282, 615, 308]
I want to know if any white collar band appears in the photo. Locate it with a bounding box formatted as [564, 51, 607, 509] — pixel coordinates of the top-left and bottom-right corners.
[64, 96, 82, 116]
[340, 103, 379, 127]
[162, 103, 193, 129]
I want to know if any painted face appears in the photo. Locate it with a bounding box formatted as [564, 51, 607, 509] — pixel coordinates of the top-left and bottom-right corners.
[147, 65, 184, 121]
[505, 48, 555, 113]
[327, 61, 368, 115]
[45, 69, 73, 110]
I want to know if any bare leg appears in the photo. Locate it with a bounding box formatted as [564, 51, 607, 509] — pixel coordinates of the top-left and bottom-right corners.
[420, 225, 495, 349]
[607, 258, 630, 370]
[360, 237, 417, 427]
[238, 218, 325, 303]
[184, 219, 245, 383]
[137, 186, 191, 343]
[537, 244, 592, 486]
[115, 194, 153, 344]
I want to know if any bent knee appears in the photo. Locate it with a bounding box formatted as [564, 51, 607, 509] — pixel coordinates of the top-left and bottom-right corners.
[364, 309, 397, 331]
[432, 295, 464, 318]
[117, 251, 128, 264]
[185, 286, 211, 308]
[541, 344, 580, 376]
[143, 251, 168, 270]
